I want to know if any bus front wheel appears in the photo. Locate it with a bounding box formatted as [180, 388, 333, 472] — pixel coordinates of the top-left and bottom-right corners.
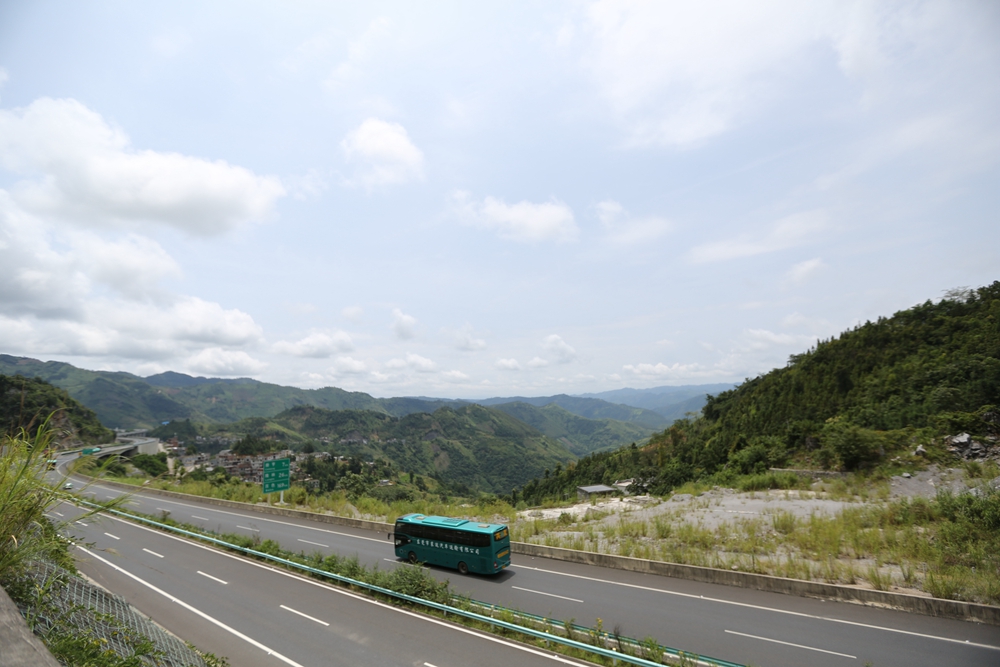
[407, 551, 417, 564]
[457, 561, 469, 575]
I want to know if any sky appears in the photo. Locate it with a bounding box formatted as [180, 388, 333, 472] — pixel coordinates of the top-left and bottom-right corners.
[0, 1, 997, 399]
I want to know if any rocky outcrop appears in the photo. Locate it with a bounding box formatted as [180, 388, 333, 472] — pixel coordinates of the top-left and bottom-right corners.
[945, 432, 998, 461]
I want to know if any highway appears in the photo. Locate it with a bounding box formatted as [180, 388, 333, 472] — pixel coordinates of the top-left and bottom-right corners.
[60, 457, 1000, 666]
[55, 502, 597, 667]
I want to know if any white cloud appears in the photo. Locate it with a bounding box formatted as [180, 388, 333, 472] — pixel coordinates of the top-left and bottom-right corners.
[526, 356, 549, 369]
[325, 17, 392, 90]
[743, 328, 804, 349]
[380, 353, 436, 374]
[273, 331, 353, 358]
[406, 353, 436, 372]
[495, 358, 521, 371]
[342, 305, 364, 321]
[0, 98, 285, 234]
[543, 334, 577, 364]
[341, 118, 424, 189]
[70, 232, 181, 301]
[331, 355, 367, 374]
[451, 191, 578, 243]
[785, 257, 826, 284]
[581, 1, 836, 147]
[623, 361, 729, 381]
[454, 324, 487, 351]
[442, 370, 469, 382]
[391, 308, 417, 339]
[596, 199, 672, 244]
[186, 348, 266, 376]
[284, 168, 329, 201]
[689, 210, 829, 263]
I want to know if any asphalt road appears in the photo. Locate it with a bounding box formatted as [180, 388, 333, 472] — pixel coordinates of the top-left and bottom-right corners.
[61, 458, 1000, 666]
[56, 503, 597, 667]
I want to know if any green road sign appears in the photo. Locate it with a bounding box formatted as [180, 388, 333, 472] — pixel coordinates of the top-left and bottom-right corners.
[263, 458, 290, 494]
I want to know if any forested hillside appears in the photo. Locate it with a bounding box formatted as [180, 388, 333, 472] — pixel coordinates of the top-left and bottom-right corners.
[475, 394, 668, 429]
[167, 404, 576, 495]
[521, 282, 1000, 503]
[489, 401, 652, 455]
[0, 374, 114, 445]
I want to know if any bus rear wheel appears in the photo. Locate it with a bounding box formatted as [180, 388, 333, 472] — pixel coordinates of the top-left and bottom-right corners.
[457, 561, 469, 575]
[407, 551, 417, 564]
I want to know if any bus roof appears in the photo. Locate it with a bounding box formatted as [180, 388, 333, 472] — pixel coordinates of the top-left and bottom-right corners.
[396, 513, 505, 533]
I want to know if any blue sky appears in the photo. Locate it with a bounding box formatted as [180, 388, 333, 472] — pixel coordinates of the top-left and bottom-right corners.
[0, 1, 997, 398]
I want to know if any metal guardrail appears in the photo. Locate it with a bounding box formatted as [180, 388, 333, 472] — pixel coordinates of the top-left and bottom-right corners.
[78, 500, 743, 667]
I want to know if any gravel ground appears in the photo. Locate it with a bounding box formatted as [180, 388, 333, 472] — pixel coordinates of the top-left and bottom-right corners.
[519, 465, 983, 530]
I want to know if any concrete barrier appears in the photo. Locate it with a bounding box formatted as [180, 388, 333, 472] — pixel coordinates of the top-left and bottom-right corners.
[0, 585, 61, 667]
[87, 479, 1000, 626]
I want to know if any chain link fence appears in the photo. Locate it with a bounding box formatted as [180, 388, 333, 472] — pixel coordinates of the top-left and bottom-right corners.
[16, 561, 207, 667]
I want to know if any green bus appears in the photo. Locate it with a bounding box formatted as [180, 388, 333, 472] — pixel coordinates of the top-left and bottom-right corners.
[391, 514, 511, 575]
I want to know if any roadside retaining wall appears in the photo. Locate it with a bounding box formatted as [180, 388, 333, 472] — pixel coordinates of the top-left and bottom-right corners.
[89, 479, 1000, 626]
[0, 585, 61, 667]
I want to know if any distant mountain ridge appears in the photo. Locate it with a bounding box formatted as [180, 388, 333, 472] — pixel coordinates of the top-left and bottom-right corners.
[487, 402, 653, 456]
[0, 355, 726, 459]
[576, 383, 736, 421]
[471, 394, 668, 428]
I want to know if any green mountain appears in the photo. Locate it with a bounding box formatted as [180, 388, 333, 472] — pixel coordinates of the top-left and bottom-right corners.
[0, 373, 113, 445]
[0, 356, 197, 428]
[0, 356, 659, 459]
[489, 401, 653, 456]
[521, 281, 1000, 502]
[474, 394, 668, 429]
[231, 404, 576, 494]
[0, 355, 398, 427]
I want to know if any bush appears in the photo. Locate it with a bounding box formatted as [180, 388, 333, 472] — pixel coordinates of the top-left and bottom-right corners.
[131, 453, 168, 477]
[823, 421, 881, 470]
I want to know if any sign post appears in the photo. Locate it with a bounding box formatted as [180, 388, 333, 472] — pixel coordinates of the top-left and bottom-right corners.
[262, 458, 291, 504]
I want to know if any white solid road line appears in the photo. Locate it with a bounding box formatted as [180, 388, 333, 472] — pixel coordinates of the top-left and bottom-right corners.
[197, 570, 229, 585]
[512, 586, 583, 603]
[725, 629, 857, 659]
[280, 604, 330, 626]
[92, 485, 386, 542]
[143, 548, 164, 558]
[104, 532, 120, 540]
[105, 514, 595, 666]
[512, 564, 1000, 651]
[76, 545, 306, 667]
[298, 538, 330, 548]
